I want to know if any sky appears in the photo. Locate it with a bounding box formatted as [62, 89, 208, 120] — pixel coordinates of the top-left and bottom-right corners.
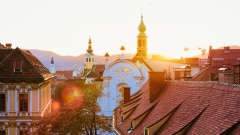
[1, 0, 240, 58]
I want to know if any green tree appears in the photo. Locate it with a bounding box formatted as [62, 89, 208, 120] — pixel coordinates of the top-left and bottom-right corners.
[35, 80, 112, 135]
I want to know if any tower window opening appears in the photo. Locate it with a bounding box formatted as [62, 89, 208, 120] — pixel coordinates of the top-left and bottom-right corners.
[138, 39, 141, 47]
[86, 58, 88, 62]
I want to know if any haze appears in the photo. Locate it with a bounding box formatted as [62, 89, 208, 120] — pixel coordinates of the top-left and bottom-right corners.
[1, 0, 240, 58]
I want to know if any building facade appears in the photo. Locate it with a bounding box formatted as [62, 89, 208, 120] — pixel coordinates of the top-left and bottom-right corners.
[100, 15, 190, 116]
[0, 45, 52, 134]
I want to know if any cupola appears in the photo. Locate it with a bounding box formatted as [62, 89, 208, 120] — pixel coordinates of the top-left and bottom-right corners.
[138, 14, 146, 33]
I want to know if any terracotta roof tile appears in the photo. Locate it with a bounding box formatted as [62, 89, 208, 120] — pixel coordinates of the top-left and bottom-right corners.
[55, 70, 73, 79]
[113, 81, 240, 135]
[85, 71, 98, 78]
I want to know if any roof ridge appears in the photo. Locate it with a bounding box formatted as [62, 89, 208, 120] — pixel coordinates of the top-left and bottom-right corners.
[0, 49, 14, 65]
[171, 80, 240, 89]
[192, 65, 211, 80]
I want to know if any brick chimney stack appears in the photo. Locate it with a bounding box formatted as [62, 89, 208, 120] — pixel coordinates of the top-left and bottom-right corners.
[149, 71, 166, 103]
[123, 87, 130, 104]
[5, 43, 12, 49]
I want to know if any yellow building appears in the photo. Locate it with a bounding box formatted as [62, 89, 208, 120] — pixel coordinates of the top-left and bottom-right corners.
[0, 44, 52, 134]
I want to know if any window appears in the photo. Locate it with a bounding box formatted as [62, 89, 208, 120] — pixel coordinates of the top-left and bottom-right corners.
[14, 69, 22, 74]
[0, 131, 6, 135]
[138, 39, 141, 47]
[86, 58, 88, 62]
[0, 94, 5, 112]
[19, 94, 28, 112]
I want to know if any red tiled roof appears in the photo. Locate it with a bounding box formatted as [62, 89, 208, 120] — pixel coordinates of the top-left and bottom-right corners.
[142, 59, 188, 72]
[0, 47, 52, 83]
[192, 65, 220, 81]
[55, 70, 73, 79]
[85, 71, 98, 78]
[113, 81, 240, 135]
[92, 64, 105, 77]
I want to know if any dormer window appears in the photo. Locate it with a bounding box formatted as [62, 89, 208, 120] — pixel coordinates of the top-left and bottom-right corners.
[13, 61, 23, 74]
[14, 69, 22, 74]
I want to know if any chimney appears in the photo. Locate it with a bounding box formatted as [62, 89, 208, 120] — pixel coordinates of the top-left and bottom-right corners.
[5, 43, 12, 49]
[210, 72, 215, 81]
[98, 70, 103, 77]
[149, 71, 166, 103]
[123, 87, 130, 104]
[208, 45, 212, 64]
[224, 46, 230, 51]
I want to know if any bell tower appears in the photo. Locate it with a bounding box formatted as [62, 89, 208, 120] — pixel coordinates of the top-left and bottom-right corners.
[85, 37, 95, 69]
[137, 14, 148, 59]
[50, 57, 55, 73]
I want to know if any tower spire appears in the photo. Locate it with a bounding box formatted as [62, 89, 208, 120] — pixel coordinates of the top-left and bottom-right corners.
[50, 57, 55, 73]
[85, 36, 95, 69]
[136, 14, 148, 58]
[87, 36, 93, 54]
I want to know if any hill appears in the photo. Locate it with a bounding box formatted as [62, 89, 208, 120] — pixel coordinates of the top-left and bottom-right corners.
[28, 49, 135, 70]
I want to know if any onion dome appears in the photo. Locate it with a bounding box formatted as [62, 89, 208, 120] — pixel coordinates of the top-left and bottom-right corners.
[87, 37, 93, 54]
[138, 14, 146, 33]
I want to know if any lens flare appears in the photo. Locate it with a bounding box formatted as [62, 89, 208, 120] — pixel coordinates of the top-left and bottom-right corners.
[61, 84, 84, 110]
[51, 100, 60, 113]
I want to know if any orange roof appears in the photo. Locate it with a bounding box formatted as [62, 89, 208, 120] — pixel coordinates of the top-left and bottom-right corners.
[55, 70, 73, 79]
[114, 81, 240, 134]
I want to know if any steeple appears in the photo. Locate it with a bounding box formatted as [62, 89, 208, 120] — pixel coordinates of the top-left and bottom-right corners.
[104, 52, 110, 68]
[87, 36, 93, 54]
[51, 57, 54, 64]
[136, 14, 148, 59]
[50, 57, 55, 73]
[85, 37, 95, 69]
[120, 45, 125, 60]
[138, 14, 146, 33]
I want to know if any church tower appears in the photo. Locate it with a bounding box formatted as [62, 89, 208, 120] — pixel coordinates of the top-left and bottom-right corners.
[137, 14, 148, 58]
[85, 37, 95, 69]
[50, 57, 55, 73]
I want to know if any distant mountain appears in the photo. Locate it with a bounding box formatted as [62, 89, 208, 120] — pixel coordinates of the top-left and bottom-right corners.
[28, 49, 135, 70]
[28, 45, 240, 70]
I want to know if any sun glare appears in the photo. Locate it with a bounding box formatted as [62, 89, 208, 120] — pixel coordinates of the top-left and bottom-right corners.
[61, 84, 84, 110]
[52, 100, 60, 113]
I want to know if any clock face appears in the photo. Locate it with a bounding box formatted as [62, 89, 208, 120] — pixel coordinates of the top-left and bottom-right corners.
[115, 67, 132, 78]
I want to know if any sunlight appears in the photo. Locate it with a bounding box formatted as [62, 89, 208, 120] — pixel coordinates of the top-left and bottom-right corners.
[61, 84, 84, 110]
[52, 100, 60, 113]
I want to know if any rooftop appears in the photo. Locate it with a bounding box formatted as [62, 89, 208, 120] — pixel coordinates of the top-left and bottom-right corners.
[114, 80, 240, 135]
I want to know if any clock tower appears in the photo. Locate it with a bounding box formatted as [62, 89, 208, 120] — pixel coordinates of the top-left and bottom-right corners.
[85, 37, 95, 69]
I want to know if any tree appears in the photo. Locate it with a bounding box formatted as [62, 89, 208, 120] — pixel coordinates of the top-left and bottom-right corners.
[35, 80, 112, 135]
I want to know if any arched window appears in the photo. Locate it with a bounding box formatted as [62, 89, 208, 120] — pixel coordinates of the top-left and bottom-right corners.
[138, 39, 141, 47]
[143, 40, 145, 47]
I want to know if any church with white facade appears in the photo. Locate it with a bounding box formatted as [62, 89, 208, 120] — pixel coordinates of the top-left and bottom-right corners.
[99, 15, 190, 116]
